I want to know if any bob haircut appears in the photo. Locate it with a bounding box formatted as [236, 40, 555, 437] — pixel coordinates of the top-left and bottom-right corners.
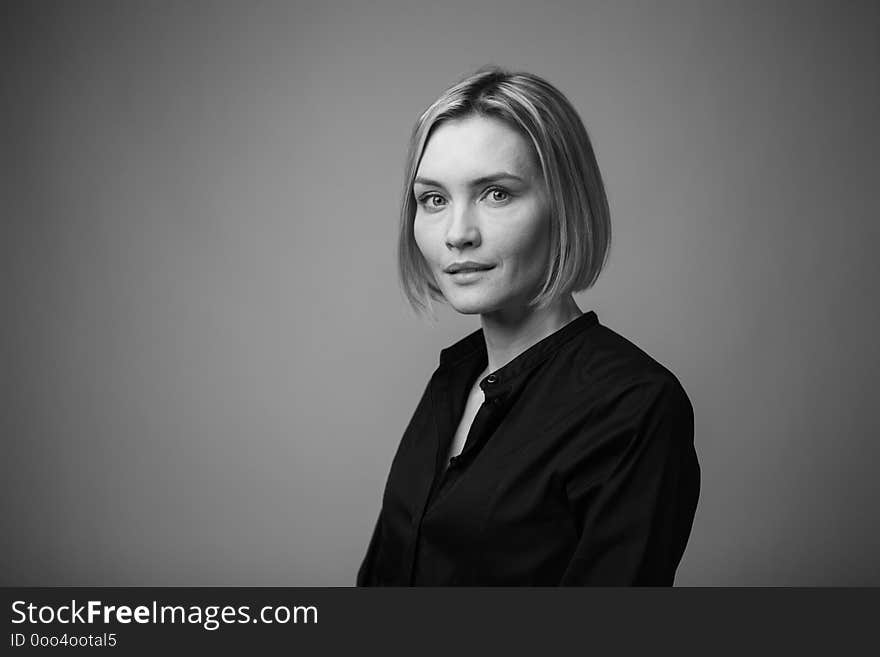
[397, 66, 612, 318]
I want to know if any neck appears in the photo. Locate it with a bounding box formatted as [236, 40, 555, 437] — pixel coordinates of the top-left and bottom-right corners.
[479, 294, 583, 374]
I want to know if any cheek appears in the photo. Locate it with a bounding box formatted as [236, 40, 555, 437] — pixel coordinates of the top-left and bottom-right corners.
[412, 216, 432, 261]
[498, 208, 551, 271]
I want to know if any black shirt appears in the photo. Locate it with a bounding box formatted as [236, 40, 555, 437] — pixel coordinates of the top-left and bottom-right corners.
[357, 310, 700, 586]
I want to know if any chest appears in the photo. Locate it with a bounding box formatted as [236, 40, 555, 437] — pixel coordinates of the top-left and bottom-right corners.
[446, 383, 485, 462]
[379, 375, 595, 584]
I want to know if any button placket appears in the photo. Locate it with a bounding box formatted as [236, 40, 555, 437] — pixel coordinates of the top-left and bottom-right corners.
[481, 373, 502, 406]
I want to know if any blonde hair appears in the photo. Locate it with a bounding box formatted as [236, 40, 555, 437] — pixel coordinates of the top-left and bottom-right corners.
[398, 66, 611, 318]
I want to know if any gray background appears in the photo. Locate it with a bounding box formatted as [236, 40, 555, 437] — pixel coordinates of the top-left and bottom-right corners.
[2, 0, 878, 585]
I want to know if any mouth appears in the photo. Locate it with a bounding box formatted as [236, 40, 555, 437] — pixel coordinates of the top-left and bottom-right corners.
[445, 266, 494, 284]
[444, 263, 495, 274]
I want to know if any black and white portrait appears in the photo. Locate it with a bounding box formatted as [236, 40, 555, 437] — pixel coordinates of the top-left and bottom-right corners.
[2, 0, 878, 587]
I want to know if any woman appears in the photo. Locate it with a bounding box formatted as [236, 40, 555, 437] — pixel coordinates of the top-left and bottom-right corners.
[357, 67, 700, 586]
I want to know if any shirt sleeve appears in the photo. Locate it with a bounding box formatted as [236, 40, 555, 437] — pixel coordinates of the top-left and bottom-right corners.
[356, 513, 383, 586]
[356, 375, 437, 586]
[559, 379, 700, 586]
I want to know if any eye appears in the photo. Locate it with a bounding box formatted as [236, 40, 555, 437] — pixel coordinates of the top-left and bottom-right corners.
[417, 192, 447, 211]
[484, 187, 512, 205]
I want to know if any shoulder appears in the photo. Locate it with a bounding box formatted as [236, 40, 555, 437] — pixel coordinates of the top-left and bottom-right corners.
[556, 323, 694, 490]
[549, 319, 694, 442]
[569, 319, 690, 404]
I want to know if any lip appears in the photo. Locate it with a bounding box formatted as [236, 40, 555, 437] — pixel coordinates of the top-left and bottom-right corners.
[444, 261, 495, 274]
[447, 269, 491, 283]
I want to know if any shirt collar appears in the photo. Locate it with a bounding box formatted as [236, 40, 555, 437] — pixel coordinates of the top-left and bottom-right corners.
[438, 310, 599, 392]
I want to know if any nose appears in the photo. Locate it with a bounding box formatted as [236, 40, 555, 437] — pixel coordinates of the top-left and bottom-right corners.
[444, 201, 481, 251]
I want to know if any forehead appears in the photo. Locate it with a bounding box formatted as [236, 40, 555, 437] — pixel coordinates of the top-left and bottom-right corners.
[416, 114, 539, 183]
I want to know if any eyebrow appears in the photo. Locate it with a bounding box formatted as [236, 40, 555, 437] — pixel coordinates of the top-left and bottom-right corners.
[413, 172, 525, 188]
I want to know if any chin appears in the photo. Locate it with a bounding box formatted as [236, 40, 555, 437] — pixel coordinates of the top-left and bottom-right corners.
[448, 303, 486, 315]
[444, 292, 502, 316]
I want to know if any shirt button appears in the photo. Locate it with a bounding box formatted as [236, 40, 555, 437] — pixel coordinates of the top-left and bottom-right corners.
[486, 374, 497, 384]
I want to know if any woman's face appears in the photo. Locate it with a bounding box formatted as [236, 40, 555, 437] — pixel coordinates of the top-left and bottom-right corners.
[413, 114, 551, 316]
